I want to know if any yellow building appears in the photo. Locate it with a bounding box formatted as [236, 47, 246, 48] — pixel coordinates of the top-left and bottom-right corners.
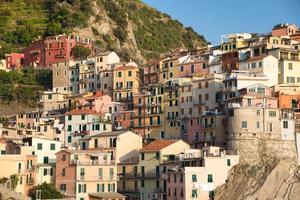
[221, 33, 252, 52]
[138, 139, 190, 200]
[0, 153, 37, 195]
[113, 62, 141, 110]
[133, 83, 165, 139]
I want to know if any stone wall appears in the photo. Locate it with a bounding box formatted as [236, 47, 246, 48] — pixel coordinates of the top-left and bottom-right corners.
[227, 132, 298, 164]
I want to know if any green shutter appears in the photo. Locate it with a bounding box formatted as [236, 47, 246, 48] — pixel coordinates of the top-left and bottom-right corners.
[227, 159, 231, 166]
[78, 184, 81, 193]
[208, 174, 213, 183]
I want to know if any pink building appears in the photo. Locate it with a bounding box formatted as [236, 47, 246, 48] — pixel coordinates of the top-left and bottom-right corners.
[23, 34, 94, 68]
[272, 24, 299, 37]
[55, 149, 122, 200]
[177, 54, 209, 78]
[226, 84, 278, 109]
[5, 53, 24, 69]
[184, 117, 204, 148]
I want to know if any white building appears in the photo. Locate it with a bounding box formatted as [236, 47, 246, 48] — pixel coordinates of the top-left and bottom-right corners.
[239, 55, 279, 86]
[64, 109, 112, 147]
[22, 137, 61, 184]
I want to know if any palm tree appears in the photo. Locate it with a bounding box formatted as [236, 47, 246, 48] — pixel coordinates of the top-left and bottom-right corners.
[9, 174, 19, 191]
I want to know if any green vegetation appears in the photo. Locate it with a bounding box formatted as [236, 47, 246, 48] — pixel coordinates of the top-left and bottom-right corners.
[29, 182, 63, 200]
[0, 0, 206, 61]
[9, 174, 19, 190]
[0, 0, 93, 59]
[0, 68, 51, 104]
[72, 45, 92, 59]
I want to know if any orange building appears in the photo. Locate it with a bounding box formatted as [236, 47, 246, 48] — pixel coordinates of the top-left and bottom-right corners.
[113, 62, 142, 110]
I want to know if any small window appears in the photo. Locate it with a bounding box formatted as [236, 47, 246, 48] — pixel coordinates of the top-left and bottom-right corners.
[37, 143, 43, 150]
[50, 143, 55, 150]
[192, 189, 197, 197]
[283, 121, 288, 129]
[288, 63, 293, 70]
[227, 159, 231, 166]
[241, 121, 247, 128]
[155, 152, 160, 159]
[192, 174, 197, 182]
[141, 153, 144, 160]
[269, 111, 276, 117]
[128, 71, 132, 77]
[81, 115, 86, 120]
[208, 174, 213, 183]
[68, 115, 72, 121]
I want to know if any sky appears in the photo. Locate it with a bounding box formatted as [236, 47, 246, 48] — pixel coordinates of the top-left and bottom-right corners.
[143, 0, 300, 45]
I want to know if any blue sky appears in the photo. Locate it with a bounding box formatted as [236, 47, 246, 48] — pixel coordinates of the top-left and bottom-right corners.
[143, 0, 300, 45]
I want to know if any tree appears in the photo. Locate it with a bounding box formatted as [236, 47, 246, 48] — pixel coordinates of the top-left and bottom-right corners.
[29, 182, 63, 200]
[9, 174, 19, 190]
[0, 177, 8, 186]
[72, 45, 91, 59]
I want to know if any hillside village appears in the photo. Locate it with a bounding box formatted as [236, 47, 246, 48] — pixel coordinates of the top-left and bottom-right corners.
[0, 23, 300, 200]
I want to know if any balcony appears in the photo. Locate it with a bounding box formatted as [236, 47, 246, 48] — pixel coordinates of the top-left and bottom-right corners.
[26, 178, 34, 185]
[72, 130, 90, 137]
[73, 160, 115, 166]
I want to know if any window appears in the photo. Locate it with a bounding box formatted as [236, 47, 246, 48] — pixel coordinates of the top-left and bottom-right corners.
[43, 168, 47, 176]
[67, 136, 72, 143]
[257, 110, 260, 115]
[50, 144, 55, 150]
[81, 115, 85, 120]
[191, 64, 194, 73]
[288, 63, 293, 70]
[287, 77, 295, 83]
[192, 174, 197, 182]
[292, 99, 297, 108]
[283, 121, 288, 129]
[98, 168, 103, 180]
[268, 123, 273, 132]
[109, 168, 114, 180]
[128, 71, 132, 76]
[61, 168, 66, 176]
[269, 111, 276, 117]
[180, 66, 184, 72]
[227, 159, 231, 166]
[259, 61, 263, 68]
[118, 72, 122, 77]
[48, 94, 52, 100]
[68, 115, 72, 121]
[37, 143, 42, 150]
[155, 152, 160, 159]
[78, 184, 86, 193]
[141, 180, 145, 188]
[192, 190, 197, 198]
[141, 153, 144, 160]
[208, 174, 213, 183]
[241, 121, 247, 128]
[43, 157, 49, 164]
[256, 122, 260, 129]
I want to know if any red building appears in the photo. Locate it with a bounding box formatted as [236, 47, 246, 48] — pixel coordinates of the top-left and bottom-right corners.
[221, 51, 239, 72]
[5, 53, 24, 69]
[23, 34, 94, 68]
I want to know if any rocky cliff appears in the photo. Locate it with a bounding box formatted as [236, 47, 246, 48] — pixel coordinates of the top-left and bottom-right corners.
[215, 133, 300, 200]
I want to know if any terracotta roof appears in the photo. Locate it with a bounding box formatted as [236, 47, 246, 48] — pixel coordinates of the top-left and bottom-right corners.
[140, 139, 178, 152]
[65, 109, 99, 115]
